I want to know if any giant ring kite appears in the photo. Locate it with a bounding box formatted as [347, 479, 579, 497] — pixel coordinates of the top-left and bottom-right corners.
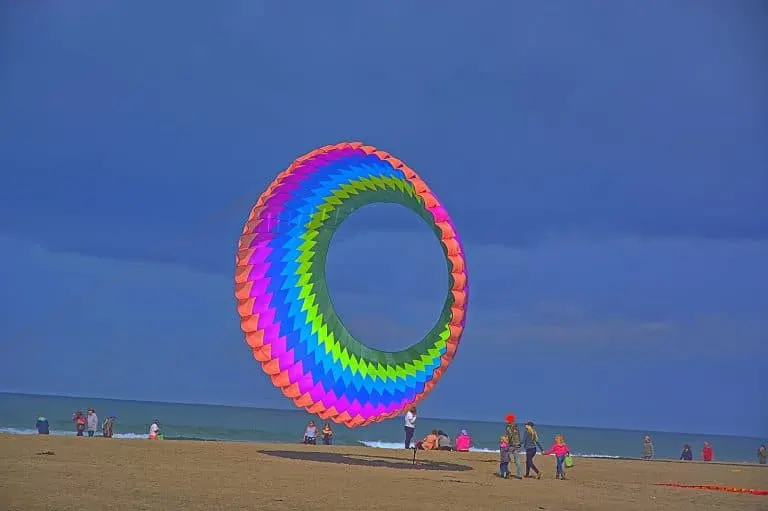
[234, 142, 468, 427]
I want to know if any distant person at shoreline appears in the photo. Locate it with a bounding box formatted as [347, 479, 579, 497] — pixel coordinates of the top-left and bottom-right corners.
[86, 408, 98, 437]
[102, 415, 116, 438]
[321, 423, 333, 445]
[505, 414, 523, 479]
[303, 421, 317, 445]
[149, 419, 161, 440]
[757, 445, 767, 465]
[522, 421, 544, 479]
[415, 429, 439, 450]
[437, 430, 452, 451]
[680, 444, 693, 461]
[642, 436, 654, 460]
[72, 411, 86, 437]
[701, 441, 713, 462]
[543, 434, 571, 480]
[35, 415, 49, 435]
[404, 406, 417, 449]
[455, 429, 471, 452]
[498, 435, 511, 478]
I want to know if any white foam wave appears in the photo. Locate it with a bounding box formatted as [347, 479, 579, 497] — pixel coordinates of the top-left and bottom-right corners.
[358, 440, 496, 453]
[357, 440, 621, 458]
[0, 427, 147, 439]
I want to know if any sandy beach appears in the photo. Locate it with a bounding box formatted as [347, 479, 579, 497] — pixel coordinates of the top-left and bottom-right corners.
[1, 434, 765, 511]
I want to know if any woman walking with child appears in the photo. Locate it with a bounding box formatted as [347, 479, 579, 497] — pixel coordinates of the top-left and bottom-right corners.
[522, 421, 544, 479]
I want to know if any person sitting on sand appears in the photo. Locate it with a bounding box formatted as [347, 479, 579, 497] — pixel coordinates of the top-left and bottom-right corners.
[437, 430, 452, 451]
[73, 411, 87, 437]
[543, 434, 571, 480]
[102, 415, 116, 438]
[522, 422, 544, 479]
[680, 444, 693, 461]
[415, 429, 439, 450]
[701, 441, 713, 461]
[758, 445, 767, 465]
[455, 429, 471, 452]
[642, 436, 654, 460]
[322, 423, 333, 445]
[303, 421, 318, 445]
[498, 435, 511, 478]
[35, 415, 50, 435]
[149, 420, 160, 440]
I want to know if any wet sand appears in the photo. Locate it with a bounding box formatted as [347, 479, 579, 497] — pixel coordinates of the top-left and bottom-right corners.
[1, 434, 766, 511]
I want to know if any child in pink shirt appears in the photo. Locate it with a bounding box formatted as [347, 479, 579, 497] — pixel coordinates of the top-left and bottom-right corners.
[543, 434, 571, 480]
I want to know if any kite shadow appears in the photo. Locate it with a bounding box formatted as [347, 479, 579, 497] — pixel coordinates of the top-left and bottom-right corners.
[258, 450, 473, 472]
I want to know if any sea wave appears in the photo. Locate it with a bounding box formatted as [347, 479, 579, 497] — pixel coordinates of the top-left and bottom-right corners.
[0, 427, 148, 439]
[356, 440, 620, 458]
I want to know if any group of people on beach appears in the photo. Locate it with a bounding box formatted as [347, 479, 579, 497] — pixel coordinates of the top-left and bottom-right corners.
[642, 435, 717, 462]
[34, 408, 162, 440]
[403, 407, 570, 480]
[68, 409, 117, 438]
[301, 420, 334, 445]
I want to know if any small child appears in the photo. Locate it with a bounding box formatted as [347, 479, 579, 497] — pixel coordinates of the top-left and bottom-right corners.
[543, 434, 570, 479]
[499, 435, 511, 478]
[322, 423, 333, 445]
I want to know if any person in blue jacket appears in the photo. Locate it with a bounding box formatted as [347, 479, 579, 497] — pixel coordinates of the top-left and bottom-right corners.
[35, 415, 50, 435]
[680, 444, 693, 460]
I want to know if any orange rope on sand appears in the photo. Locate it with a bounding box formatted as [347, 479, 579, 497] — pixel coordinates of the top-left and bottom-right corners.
[655, 483, 768, 496]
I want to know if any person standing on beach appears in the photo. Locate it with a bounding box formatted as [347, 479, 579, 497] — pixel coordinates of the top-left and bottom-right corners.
[73, 411, 86, 436]
[149, 420, 160, 440]
[757, 445, 767, 464]
[321, 423, 333, 445]
[102, 415, 115, 438]
[680, 444, 693, 460]
[35, 415, 50, 435]
[642, 436, 654, 459]
[701, 441, 713, 461]
[86, 408, 99, 437]
[504, 414, 523, 479]
[498, 435, 511, 478]
[404, 406, 417, 449]
[522, 421, 544, 478]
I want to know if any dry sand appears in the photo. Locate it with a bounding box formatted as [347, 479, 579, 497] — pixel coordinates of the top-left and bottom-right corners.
[1, 434, 766, 511]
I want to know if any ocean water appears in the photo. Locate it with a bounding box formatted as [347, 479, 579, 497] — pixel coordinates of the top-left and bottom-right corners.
[1, 393, 764, 463]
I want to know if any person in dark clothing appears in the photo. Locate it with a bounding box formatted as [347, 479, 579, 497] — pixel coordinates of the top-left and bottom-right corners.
[680, 444, 693, 460]
[35, 415, 50, 435]
[522, 421, 544, 478]
[504, 414, 523, 479]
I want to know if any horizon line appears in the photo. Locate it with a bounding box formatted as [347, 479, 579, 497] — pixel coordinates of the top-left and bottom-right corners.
[1, 391, 762, 439]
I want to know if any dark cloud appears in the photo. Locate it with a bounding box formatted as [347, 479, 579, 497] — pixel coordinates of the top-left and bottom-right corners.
[1, 1, 766, 435]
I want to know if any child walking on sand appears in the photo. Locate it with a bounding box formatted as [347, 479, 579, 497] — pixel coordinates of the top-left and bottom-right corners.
[499, 435, 511, 478]
[543, 434, 571, 480]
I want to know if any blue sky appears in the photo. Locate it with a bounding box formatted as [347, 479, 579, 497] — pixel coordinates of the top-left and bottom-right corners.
[1, 1, 765, 437]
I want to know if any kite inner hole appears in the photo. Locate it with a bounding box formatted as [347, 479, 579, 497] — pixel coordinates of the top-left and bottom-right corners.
[324, 203, 449, 352]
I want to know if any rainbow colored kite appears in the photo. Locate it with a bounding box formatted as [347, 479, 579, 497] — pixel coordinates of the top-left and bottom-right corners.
[235, 142, 468, 427]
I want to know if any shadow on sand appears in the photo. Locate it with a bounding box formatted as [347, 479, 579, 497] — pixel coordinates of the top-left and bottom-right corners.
[258, 450, 473, 472]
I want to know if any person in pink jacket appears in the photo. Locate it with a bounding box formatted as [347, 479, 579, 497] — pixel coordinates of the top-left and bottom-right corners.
[543, 434, 571, 480]
[455, 429, 471, 452]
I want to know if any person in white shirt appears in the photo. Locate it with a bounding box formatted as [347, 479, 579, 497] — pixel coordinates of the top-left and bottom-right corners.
[149, 420, 160, 440]
[404, 406, 417, 449]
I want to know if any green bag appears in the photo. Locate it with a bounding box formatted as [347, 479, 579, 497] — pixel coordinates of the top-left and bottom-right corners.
[564, 454, 574, 468]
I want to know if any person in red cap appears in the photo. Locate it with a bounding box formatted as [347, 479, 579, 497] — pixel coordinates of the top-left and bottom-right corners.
[504, 413, 523, 479]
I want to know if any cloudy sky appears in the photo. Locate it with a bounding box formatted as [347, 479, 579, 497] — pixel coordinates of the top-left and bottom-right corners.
[1, 1, 765, 437]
